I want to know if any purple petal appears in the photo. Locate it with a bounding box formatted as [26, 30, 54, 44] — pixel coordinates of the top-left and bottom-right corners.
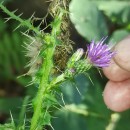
[86, 37, 115, 68]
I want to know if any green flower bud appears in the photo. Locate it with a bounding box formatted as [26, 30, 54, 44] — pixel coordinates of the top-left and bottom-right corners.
[74, 60, 92, 74]
[65, 48, 93, 78]
[67, 48, 84, 68]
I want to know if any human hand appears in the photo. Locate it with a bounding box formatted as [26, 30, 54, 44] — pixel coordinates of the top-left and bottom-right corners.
[103, 36, 130, 112]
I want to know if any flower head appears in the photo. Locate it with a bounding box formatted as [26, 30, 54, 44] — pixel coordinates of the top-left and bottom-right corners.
[87, 38, 115, 67]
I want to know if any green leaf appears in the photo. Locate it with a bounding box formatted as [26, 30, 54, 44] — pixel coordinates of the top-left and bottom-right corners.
[60, 75, 88, 104]
[115, 110, 130, 130]
[96, 1, 130, 24]
[0, 123, 15, 130]
[110, 29, 130, 43]
[69, 0, 108, 41]
[52, 110, 88, 130]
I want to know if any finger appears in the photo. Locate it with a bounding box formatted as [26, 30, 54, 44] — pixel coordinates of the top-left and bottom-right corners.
[114, 36, 130, 72]
[103, 79, 130, 112]
[103, 59, 130, 81]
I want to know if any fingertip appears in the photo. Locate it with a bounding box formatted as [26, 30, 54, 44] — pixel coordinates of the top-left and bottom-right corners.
[114, 37, 130, 72]
[103, 59, 130, 81]
[103, 79, 130, 112]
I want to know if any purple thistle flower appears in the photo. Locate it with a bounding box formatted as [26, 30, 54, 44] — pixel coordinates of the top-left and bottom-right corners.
[87, 38, 115, 68]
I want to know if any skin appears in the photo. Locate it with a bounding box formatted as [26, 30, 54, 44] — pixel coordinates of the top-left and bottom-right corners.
[103, 36, 130, 112]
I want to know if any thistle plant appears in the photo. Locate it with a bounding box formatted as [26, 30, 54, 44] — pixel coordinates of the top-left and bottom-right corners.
[0, 1, 115, 130]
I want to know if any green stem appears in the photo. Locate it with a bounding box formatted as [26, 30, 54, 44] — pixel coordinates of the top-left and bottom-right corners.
[30, 10, 64, 130]
[30, 45, 55, 130]
[65, 104, 107, 119]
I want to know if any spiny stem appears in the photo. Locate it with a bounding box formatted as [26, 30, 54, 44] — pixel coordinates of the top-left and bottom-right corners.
[0, 4, 41, 36]
[30, 44, 55, 130]
[30, 11, 64, 130]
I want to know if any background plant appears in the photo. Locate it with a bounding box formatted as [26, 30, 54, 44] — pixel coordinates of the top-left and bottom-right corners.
[0, 0, 130, 130]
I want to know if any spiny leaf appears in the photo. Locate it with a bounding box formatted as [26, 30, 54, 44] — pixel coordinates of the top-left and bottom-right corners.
[0, 4, 42, 36]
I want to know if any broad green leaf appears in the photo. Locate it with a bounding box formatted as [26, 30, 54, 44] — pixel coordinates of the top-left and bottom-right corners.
[96, 1, 130, 25]
[60, 74, 89, 104]
[110, 29, 130, 43]
[69, 0, 108, 41]
[52, 110, 88, 130]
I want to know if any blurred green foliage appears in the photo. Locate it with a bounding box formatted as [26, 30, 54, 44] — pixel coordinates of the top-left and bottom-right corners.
[69, 0, 130, 41]
[0, 6, 34, 129]
[0, 24, 26, 81]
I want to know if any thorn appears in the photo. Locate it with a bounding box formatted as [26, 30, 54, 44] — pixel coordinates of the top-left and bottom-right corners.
[38, 21, 43, 28]
[97, 68, 103, 78]
[12, 9, 18, 13]
[40, 13, 48, 27]
[61, 93, 66, 106]
[44, 107, 48, 118]
[29, 12, 35, 21]
[4, 17, 11, 23]
[22, 103, 32, 107]
[54, 66, 63, 73]
[49, 124, 55, 130]
[26, 106, 33, 111]
[41, 24, 51, 31]
[13, 24, 21, 31]
[22, 43, 28, 49]
[51, 115, 58, 119]
[24, 29, 30, 34]
[23, 114, 26, 129]
[57, 101, 65, 110]
[75, 85, 81, 96]
[44, 13, 48, 26]
[85, 73, 94, 86]
[27, 103, 32, 106]
[25, 81, 34, 87]
[17, 73, 27, 78]
[10, 111, 15, 126]
[20, 32, 34, 40]
[18, 13, 23, 17]
[53, 105, 63, 111]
